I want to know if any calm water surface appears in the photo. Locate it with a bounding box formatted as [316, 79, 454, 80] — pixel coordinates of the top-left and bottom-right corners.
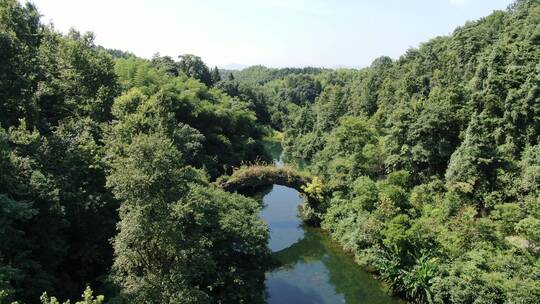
[259, 143, 403, 304]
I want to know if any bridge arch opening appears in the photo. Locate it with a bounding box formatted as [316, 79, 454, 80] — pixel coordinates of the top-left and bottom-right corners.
[218, 165, 324, 225]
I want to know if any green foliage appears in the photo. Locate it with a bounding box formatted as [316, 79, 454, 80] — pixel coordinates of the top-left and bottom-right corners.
[312, 116, 377, 189]
[40, 287, 104, 304]
[301, 176, 324, 202]
[151, 53, 179, 77]
[112, 57, 267, 177]
[515, 217, 540, 251]
[0, 0, 40, 127]
[490, 203, 524, 235]
[0, 1, 271, 302]
[0, 1, 122, 300]
[3, 0, 540, 303]
[106, 123, 269, 303]
[280, 1, 540, 303]
[211, 66, 221, 84]
[177, 54, 214, 87]
[231, 65, 326, 86]
[106, 51, 271, 302]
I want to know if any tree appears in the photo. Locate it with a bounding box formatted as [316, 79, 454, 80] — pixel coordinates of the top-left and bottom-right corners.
[177, 54, 213, 87]
[40, 287, 104, 304]
[279, 3, 540, 303]
[105, 64, 270, 302]
[106, 130, 269, 303]
[211, 66, 221, 84]
[0, 0, 41, 128]
[445, 113, 500, 213]
[36, 29, 119, 127]
[151, 53, 179, 76]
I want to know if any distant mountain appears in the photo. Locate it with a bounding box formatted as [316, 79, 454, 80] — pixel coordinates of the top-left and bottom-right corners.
[219, 63, 247, 70]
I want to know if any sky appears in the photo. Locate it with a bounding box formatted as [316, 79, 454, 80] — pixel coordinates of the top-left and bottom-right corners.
[24, 0, 515, 68]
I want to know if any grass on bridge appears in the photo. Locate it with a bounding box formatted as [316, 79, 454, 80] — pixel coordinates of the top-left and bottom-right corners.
[218, 164, 313, 193]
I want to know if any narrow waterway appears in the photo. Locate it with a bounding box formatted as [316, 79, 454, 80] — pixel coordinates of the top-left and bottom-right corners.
[259, 142, 403, 304]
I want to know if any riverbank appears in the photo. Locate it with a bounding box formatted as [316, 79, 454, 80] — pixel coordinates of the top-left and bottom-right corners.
[257, 140, 404, 303]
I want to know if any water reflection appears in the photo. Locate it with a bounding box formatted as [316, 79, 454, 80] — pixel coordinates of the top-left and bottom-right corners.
[260, 184, 403, 304]
[258, 140, 401, 303]
[260, 185, 304, 252]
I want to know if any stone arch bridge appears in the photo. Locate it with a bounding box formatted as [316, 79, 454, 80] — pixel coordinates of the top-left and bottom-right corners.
[219, 165, 312, 193]
[218, 165, 324, 225]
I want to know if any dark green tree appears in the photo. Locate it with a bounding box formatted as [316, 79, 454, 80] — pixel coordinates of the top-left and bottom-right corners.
[211, 66, 221, 84]
[177, 54, 213, 87]
[151, 53, 179, 76]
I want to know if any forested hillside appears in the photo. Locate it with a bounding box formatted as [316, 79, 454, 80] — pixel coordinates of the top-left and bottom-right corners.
[0, 1, 268, 303]
[275, 0, 540, 303]
[1, 0, 540, 303]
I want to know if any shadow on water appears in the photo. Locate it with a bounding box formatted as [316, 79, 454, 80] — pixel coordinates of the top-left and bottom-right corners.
[240, 184, 274, 201]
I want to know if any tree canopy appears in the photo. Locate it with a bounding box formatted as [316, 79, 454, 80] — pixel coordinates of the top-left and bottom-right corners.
[1, 0, 540, 303]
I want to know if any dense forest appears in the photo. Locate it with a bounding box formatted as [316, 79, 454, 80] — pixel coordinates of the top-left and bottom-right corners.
[0, 0, 269, 303]
[279, 1, 540, 302]
[1, 0, 540, 303]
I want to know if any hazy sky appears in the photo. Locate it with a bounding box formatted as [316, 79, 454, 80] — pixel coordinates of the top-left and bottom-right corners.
[26, 0, 515, 68]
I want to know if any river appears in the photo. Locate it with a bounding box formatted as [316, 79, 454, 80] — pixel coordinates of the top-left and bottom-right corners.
[258, 142, 403, 304]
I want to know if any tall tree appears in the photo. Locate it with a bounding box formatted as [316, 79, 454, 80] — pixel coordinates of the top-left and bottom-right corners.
[211, 66, 221, 84]
[0, 0, 41, 128]
[177, 54, 213, 87]
[150, 53, 179, 76]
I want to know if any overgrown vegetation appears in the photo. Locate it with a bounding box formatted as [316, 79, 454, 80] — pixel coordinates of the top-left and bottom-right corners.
[274, 1, 540, 303]
[2, 0, 540, 303]
[219, 164, 311, 191]
[0, 1, 268, 303]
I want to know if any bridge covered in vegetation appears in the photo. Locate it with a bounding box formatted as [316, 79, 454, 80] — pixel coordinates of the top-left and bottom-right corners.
[219, 165, 313, 194]
[219, 165, 326, 226]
